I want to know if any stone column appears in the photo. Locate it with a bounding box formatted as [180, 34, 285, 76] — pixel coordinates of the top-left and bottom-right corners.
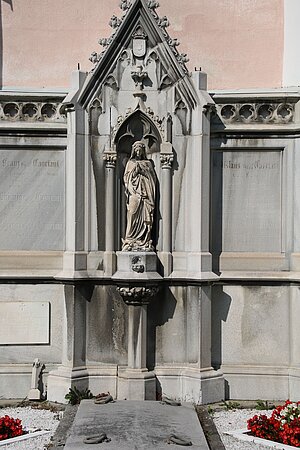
[117, 285, 158, 400]
[160, 143, 174, 276]
[103, 149, 117, 275]
[127, 305, 147, 369]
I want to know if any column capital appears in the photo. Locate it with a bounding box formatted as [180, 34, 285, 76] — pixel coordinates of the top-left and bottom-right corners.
[160, 152, 174, 169]
[103, 150, 117, 168]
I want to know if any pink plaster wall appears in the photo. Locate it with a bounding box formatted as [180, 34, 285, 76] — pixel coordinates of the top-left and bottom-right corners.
[1, 0, 284, 91]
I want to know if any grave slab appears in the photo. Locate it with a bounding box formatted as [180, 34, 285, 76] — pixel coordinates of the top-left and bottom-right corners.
[64, 400, 209, 449]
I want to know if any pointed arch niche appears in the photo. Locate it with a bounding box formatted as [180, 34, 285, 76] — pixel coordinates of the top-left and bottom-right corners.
[116, 110, 162, 250]
[102, 107, 173, 275]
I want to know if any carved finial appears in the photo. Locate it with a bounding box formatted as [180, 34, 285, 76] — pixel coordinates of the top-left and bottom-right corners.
[119, 0, 131, 10]
[109, 15, 121, 29]
[158, 15, 169, 28]
[147, 0, 159, 9]
[131, 65, 148, 91]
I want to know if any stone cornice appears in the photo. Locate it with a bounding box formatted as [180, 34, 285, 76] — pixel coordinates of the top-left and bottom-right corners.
[211, 90, 300, 133]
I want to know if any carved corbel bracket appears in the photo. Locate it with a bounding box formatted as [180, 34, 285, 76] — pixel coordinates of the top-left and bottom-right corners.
[116, 285, 159, 306]
[103, 149, 117, 168]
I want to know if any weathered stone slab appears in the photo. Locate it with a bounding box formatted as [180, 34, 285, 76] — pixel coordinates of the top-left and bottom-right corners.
[0, 301, 50, 344]
[0, 149, 65, 250]
[64, 400, 209, 449]
[212, 150, 282, 252]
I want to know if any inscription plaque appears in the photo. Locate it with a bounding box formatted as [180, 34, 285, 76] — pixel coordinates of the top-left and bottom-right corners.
[212, 150, 282, 252]
[0, 149, 65, 250]
[0, 302, 50, 345]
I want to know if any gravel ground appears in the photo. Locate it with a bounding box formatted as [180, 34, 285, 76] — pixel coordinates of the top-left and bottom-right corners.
[0, 406, 61, 449]
[213, 408, 274, 450]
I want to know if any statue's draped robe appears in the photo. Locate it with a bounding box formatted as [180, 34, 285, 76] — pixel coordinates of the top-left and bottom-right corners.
[123, 158, 156, 250]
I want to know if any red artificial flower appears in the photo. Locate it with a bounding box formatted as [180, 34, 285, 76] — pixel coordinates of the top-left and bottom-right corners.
[0, 415, 23, 441]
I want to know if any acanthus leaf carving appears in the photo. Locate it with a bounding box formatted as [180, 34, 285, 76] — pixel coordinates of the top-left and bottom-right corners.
[160, 153, 174, 169]
[116, 285, 159, 305]
[103, 150, 117, 168]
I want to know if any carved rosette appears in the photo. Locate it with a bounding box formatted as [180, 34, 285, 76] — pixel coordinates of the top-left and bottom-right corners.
[116, 285, 159, 306]
[160, 153, 174, 169]
[103, 150, 117, 168]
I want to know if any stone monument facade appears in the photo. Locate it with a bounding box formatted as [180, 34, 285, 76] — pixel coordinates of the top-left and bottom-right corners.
[46, 0, 223, 402]
[1, 0, 300, 404]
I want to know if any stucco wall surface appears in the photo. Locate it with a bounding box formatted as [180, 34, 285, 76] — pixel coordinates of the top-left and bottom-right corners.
[1, 0, 283, 90]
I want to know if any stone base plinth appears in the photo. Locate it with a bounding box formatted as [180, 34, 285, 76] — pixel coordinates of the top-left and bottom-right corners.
[156, 367, 224, 404]
[27, 388, 41, 400]
[47, 366, 89, 404]
[113, 252, 162, 281]
[117, 369, 156, 400]
[103, 251, 117, 276]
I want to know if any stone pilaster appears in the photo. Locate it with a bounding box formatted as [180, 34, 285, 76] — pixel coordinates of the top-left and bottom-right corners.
[47, 284, 90, 403]
[103, 149, 117, 276]
[160, 142, 174, 276]
[116, 285, 158, 400]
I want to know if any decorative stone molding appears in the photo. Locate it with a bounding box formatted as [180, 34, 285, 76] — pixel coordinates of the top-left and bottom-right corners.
[87, 0, 190, 77]
[112, 107, 165, 140]
[103, 150, 117, 168]
[80, 0, 196, 111]
[0, 101, 66, 123]
[160, 153, 174, 169]
[116, 285, 159, 305]
[214, 102, 295, 125]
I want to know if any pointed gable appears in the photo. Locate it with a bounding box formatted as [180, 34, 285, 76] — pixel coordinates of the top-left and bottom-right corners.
[78, 0, 197, 109]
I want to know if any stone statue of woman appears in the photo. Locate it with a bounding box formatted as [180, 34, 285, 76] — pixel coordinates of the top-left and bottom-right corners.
[122, 141, 156, 251]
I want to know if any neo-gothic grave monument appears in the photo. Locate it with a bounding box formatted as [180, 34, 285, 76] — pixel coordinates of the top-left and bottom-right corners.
[2, 0, 300, 404]
[47, 0, 223, 402]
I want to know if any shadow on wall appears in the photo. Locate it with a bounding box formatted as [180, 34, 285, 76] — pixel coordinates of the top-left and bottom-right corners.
[0, 0, 13, 89]
[210, 110, 227, 274]
[147, 286, 177, 372]
[211, 284, 231, 398]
